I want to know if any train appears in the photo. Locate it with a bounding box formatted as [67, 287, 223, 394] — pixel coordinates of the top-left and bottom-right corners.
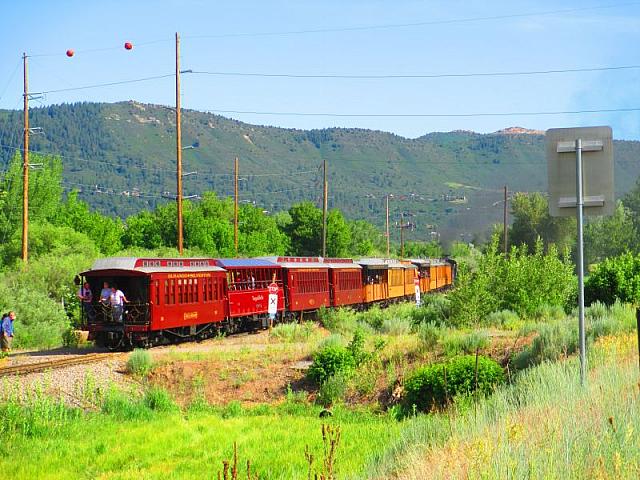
[78, 255, 456, 349]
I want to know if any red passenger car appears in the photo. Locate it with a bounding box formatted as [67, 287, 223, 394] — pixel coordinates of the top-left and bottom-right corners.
[215, 258, 284, 326]
[81, 257, 227, 348]
[324, 258, 364, 307]
[262, 257, 330, 316]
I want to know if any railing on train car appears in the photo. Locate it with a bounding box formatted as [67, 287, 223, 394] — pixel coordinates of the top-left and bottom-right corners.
[85, 302, 150, 327]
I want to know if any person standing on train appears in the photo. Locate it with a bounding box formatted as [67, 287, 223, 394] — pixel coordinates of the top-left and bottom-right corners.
[100, 281, 111, 305]
[109, 286, 128, 323]
[77, 281, 94, 322]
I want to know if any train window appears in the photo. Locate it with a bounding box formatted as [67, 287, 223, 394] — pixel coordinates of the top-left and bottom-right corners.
[155, 280, 160, 305]
[164, 280, 169, 304]
[187, 278, 193, 303]
[194, 279, 199, 302]
[169, 279, 175, 304]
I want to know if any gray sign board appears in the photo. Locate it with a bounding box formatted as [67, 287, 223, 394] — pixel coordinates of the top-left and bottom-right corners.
[546, 126, 614, 217]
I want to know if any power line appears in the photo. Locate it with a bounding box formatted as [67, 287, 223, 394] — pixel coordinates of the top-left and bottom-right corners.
[38, 73, 175, 95]
[28, 37, 173, 58]
[184, 2, 640, 39]
[189, 64, 640, 80]
[203, 106, 640, 118]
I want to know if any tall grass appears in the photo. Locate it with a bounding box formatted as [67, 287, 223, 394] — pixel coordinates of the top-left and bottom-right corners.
[367, 333, 640, 479]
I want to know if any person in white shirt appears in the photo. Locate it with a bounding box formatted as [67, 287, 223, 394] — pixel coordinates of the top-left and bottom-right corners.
[109, 286, 128, 323]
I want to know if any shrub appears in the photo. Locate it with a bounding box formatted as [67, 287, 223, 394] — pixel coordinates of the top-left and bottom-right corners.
[318, 333, 347, 350]
[412, 295, 451, 325]
[62, 327, 81, 348]
[449, 237, 575, 326]
[416, 322, 439, 351]
[308, 345, 356, 384]
[585, 252, 640, 305]
[512, 321, 577, 369]
[484, 309, 519, 328]
[440, 330, 490, 357]
[143, 387, 176, 412]
[270, 322, 316, 343]
[126, 349, 154, 377]
[319, 308, 360, 335]
[531, 304, 566, 323]
[317, 371, 349, 407]
[404, 355, 505, 411]
[379, 317, 413, 336]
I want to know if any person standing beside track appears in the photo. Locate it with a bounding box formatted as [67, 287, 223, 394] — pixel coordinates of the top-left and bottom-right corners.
[109, 286, 128, 323]
[1, 311, 16, 353]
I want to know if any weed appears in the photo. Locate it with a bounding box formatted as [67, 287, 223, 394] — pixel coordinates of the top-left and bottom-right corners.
[416, 322, 439, 351]
[143, 386, 177, 412]
[379, 316, 413, 336]
[126, 348, 153, 377]
[317, 371, 350, 407]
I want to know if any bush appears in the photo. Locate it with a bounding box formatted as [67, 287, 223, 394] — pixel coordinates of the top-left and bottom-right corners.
[143, 387, 176, 412]
[270, 322, 316, 343]
[585, 252, 640, 305]
[411, 295, 451, 325]
[440, 330, 490, 357]
[126, 349, 154, 376]
[512, 321, 577, 369]
[308, 345, 356, 384]
[379, 317, 413, 336]
[62, 328, 81, 348]
[317, 371, 349, 407]
[416, 322, 439, 351]
[404, 355, 505, 411]
[484, 309, 520, 328]
[449, 237, 575, 326]
[319, 308, 360, 335]
[531, 304, 566, 323]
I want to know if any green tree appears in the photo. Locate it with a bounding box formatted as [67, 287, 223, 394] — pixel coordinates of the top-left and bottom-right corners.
[402, 240, 443, 258]
[584, 201, 636, 265]
[348, 220, 384, 257]
[509, 192, 575, 252]
[286, 201, 322, 256]
[326, 209, 351, 257]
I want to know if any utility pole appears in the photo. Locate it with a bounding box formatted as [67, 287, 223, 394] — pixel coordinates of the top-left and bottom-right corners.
[503, 185, 508, 255]
[396, 212, 414, 259]
[234, 156, 239, 255]
[22, 53, 29, 264]
[175, 32, 184, 255]
[385, 194, 390, 257]
[400, 213, 405, 258]
[322, 158, 327, 257]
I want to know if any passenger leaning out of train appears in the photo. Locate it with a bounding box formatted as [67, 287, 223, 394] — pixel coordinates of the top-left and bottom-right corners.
[109, 286, 128, 323]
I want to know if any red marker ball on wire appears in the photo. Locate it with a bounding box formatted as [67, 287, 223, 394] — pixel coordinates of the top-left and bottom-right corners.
[66, 49, 74, 57]
[124, 42, 133, 50]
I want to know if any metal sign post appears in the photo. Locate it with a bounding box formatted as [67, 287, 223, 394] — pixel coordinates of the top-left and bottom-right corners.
[546, 126, 613, 386]
[575, 138, 586, 385]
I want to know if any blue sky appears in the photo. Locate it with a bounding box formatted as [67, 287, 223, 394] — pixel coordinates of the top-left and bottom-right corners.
[1, 0, 639, 139]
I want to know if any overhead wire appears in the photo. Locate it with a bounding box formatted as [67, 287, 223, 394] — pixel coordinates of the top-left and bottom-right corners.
[183, 1, 640, 38]
[188, 64, 640, 80]
[202, 106, 640, 118]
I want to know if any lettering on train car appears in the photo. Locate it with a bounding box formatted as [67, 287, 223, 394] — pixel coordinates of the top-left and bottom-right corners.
[183, 312, 198, 320]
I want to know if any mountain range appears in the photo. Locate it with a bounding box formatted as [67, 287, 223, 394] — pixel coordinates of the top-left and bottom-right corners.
[1, 101, 638, 246]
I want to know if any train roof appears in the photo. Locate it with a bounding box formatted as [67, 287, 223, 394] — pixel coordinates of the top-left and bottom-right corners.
[215, 258, 280, 268]
[258, 256, 361, 269]
[410, 258, 449, 266]
[82, 257, 225, 275]
[357, 258, 416, 269]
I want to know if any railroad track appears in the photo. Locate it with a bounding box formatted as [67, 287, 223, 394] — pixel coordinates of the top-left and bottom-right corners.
[0, 353, 115, 377]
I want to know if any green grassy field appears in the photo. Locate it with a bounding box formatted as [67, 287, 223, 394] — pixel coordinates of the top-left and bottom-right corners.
[0, 402, 399, 480]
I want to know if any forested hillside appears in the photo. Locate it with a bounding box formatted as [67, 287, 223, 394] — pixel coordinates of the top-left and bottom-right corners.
[1, 101, 639, 245]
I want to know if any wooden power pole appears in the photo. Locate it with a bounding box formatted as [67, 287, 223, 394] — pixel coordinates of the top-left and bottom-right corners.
[234, 156, 239, 255]
[385, 194, 390, 257]
[175, 32, 184, 255]
[22, 53, 29, 264]
[503, 185, 508, 255]
[322, 158, 327, 257]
